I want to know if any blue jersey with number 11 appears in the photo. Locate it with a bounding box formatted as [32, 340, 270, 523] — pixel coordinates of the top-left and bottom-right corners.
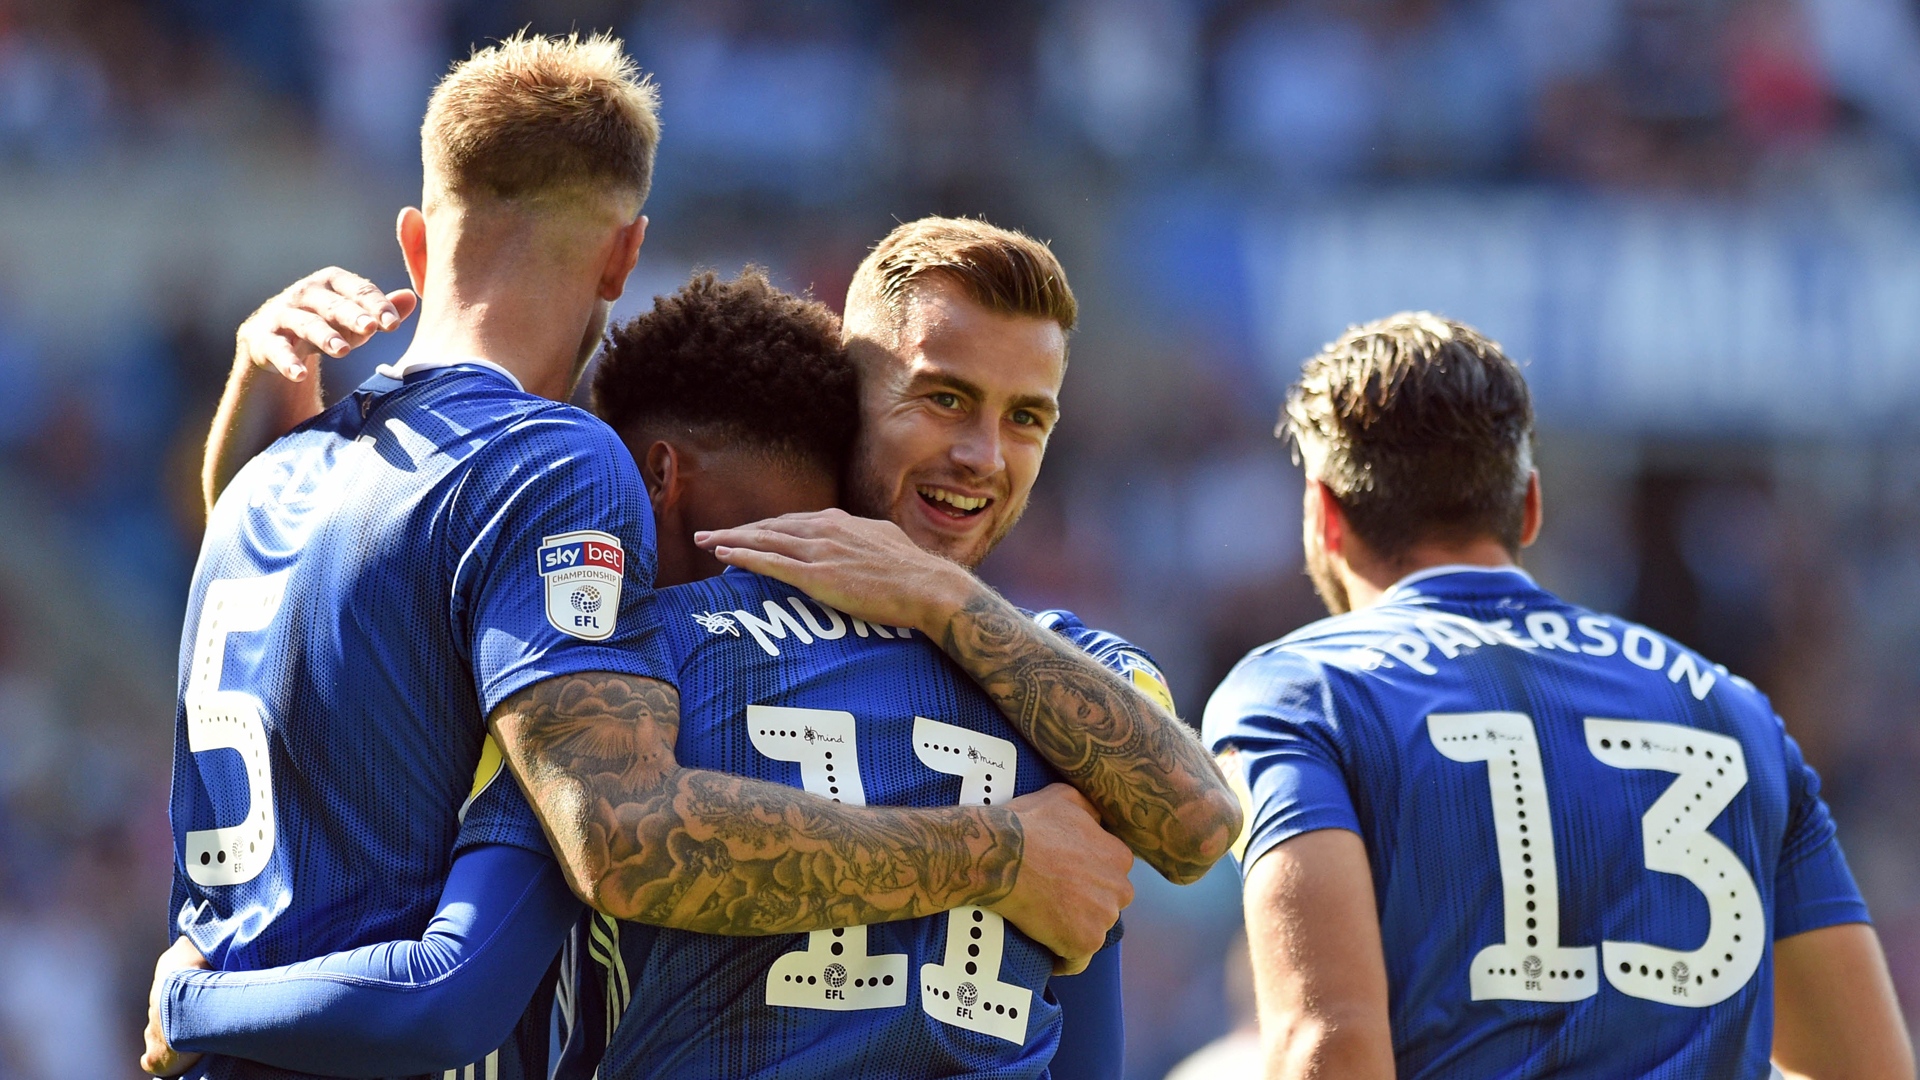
[1204, 567, 1866, 1080]
[531, 569, 1157, 1080]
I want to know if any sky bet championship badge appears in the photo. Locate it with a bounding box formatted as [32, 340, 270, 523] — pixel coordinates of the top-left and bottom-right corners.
[537, 530, 625, 641]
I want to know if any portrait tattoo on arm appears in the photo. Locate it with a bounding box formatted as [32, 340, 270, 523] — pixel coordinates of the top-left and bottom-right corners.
[940, 590, 1242, 885]
[490, 671, 1024, 934]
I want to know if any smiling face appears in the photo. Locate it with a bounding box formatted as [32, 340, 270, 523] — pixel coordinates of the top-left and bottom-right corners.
[843, 276, 1067, 569]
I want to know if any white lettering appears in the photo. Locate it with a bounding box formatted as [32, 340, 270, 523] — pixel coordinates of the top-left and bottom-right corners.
[1576, 616, 1618, 657]
[733, 601, 816, 657]
[1416, 616, 1484, 659]
[1623, 627, 1666, 670]
[1667, 652, 1716, 700]
[1525, 611, 1577, 652]
[1383, 635, 1439, 675]
[786, 597, 848, 640]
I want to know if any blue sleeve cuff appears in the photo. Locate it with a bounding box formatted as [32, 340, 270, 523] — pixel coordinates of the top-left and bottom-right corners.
[163, 845, 581, 1076]
[1773, 834, 1872, 939]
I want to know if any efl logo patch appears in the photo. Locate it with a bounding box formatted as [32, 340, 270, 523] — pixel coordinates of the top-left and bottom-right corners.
[536, 530, 625, 641]
[1115, 652, 1177, 714]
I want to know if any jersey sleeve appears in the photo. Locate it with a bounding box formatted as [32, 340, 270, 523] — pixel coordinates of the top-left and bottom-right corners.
[1049, 939, 1125, 1080]
[449, 411, 674, 715]
[163, 843, 581, 1076]
[1032, 609, 1177, 714]
[1771, 722, 1870, 938]
[455, 734, 554, 858]
[1201, 648, 1359, 873]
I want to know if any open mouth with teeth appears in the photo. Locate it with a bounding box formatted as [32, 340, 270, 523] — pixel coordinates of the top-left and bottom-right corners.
[917, 485, 993, 520]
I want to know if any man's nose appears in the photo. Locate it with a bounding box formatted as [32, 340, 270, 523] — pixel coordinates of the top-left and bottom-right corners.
[950, 414, 1005, 478]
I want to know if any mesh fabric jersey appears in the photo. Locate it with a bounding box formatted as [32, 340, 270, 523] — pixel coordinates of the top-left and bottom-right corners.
[506, 569, 1160, 1080]
[169, 362, 668, 1080]
[1203, 566, 1866, 1080]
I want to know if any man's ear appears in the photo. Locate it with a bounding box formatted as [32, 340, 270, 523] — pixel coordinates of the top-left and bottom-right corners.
[599, 215, 648, 302]
[641, 439, 683, 517]
[1311, 480, 1347, 558]
[1519, 470, 1542, 548]
[397, 207, 429, 296]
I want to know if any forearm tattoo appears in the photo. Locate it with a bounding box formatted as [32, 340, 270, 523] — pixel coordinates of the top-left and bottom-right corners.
[941, 591, 1242, 884]
[492, 672, 1024, 933]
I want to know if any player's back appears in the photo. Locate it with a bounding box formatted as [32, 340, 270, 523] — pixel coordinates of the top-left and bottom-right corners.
[171, 362, 652, 979]
[1205, 567, 1866, 1080]
[559, 569, 1068, 1080]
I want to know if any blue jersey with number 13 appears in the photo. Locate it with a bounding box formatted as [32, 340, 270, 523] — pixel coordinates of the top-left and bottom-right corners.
[1204, 567, 1866, 1080]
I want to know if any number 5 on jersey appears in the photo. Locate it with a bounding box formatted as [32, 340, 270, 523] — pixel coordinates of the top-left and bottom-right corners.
[183, 573, 288, 886]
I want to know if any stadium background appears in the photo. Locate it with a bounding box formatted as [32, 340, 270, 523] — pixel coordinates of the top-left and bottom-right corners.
[3, 0, 1920, 1074]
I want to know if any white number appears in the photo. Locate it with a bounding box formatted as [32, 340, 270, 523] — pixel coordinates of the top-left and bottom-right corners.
[913, 717, 1029, 1044]
[1587, 720, 1762, 1007]
[752, 706, 909, 1010]
[1429, 712, 1597, 1002]
[752, 709, 1034, 1043]
[183, 573, 288, 886]
[1430, 711, 1763, 1008]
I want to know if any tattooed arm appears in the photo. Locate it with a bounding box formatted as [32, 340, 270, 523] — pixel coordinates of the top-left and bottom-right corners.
[938, 585, 1241, 884]
[698, 511, 1244, 885]
[488, 671, 1133, 967]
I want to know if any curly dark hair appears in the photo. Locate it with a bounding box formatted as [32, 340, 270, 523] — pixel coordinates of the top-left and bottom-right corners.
[593, 268, 858, 474]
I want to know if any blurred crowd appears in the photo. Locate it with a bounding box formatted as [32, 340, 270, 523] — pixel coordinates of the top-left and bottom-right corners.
[6, 0, 1920, 1077]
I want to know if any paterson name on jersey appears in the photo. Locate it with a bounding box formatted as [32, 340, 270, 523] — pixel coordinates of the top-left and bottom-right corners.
[1203, 566, 1868, 1080]
[457, 569, 1164, 1080]
[170, 361, 670, 1080]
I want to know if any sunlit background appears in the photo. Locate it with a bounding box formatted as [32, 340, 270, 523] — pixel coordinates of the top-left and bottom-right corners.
[6, 0, 1920, 1075]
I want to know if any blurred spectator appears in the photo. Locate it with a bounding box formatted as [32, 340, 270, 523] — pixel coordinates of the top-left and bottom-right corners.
[1039, 0, 1202, 164]
[1214, 2, 1382, 185]
[0, 2, 110, 163]
[627, 0, 881, 205]
[306, 0, 445, 168]
[1162, 931, 1260, 1080]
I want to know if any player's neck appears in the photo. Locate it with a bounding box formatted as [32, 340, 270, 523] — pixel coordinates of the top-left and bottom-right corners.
[401, 276, 598, 402]
[1338, 537, 1520, 611]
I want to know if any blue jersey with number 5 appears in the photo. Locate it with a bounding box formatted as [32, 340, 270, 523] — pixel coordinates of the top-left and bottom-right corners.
[169, 362, 670, 1080]
[1203, 567, 1866, 1080]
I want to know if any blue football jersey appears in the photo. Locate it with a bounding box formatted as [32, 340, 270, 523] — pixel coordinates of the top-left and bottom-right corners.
[1203, 566, 1867, 1080]
[528, 572, 1164, 1080]
[169, 360, 670, 1079]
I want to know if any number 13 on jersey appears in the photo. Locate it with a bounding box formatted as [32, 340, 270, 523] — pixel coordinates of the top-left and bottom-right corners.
[1430, 712, 1764, 1009]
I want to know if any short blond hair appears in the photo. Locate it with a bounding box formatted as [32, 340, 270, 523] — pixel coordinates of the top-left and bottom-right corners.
[422, 31, 661, 208]
[848, 216, 1078, 334]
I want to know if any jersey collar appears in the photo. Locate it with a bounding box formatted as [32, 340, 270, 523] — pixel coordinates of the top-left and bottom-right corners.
[1380, 563, 1537, 604]
[374, 356, 525, 393]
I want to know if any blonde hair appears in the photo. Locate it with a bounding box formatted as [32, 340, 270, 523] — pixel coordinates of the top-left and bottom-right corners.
[847, 216, 1078, 334]
[422, 31, 661, 209]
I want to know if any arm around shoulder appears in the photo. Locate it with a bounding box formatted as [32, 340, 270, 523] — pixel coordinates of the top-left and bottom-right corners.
[487, 670, 1134, 972]
[935, 582, 1243, 884]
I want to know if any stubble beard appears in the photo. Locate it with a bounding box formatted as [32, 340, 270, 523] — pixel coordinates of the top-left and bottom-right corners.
[843, 445, 1025, 572]
[1304, 542, 1352, 616]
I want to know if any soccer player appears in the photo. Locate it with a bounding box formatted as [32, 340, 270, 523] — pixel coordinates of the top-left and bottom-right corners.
[1202, 314, 1913, 1080]
[151, 270, 1136, 1080]
[158, 35, 1131, 1080]
[205, 218, 1238, 893]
